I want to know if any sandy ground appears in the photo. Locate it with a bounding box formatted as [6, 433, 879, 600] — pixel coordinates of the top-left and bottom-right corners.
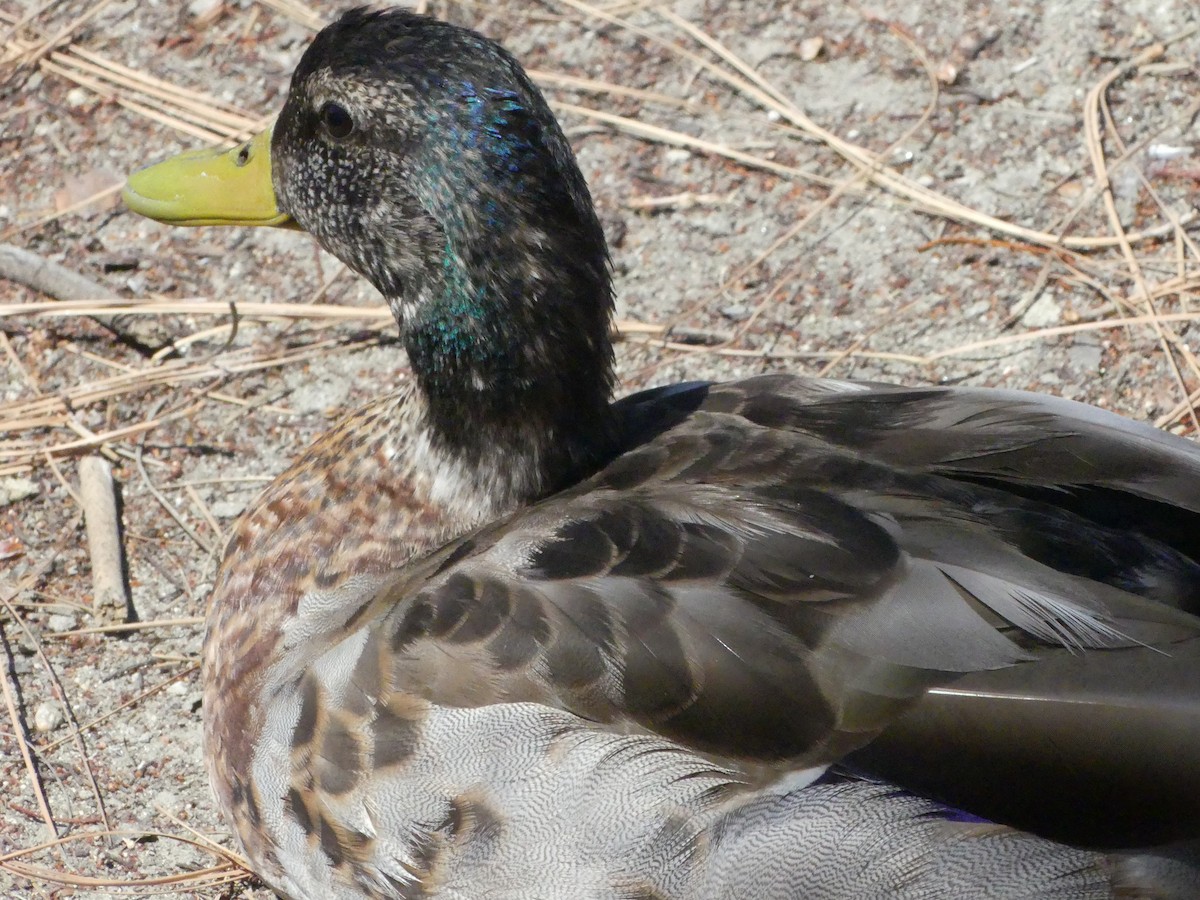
[2, 0, 1199, 896]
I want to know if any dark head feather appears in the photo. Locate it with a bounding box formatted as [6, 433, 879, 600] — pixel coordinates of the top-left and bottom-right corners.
[271, 8, 617, 499]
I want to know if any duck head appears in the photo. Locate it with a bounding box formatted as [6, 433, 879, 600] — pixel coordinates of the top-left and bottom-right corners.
[125, 9, 620, 501]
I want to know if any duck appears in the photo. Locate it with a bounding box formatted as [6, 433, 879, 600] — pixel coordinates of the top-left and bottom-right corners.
[121, 8, 1200, 899]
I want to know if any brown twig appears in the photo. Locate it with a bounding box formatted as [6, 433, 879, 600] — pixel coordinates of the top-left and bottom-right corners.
[78, 456, 133, 622]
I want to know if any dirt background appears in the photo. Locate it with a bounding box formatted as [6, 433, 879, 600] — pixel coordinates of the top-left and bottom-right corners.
[2, 0, 1199, 896]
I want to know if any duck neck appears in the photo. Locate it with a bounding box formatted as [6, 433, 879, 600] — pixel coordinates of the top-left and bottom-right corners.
[366, 72, 620, 510]
[398, 229, 618, 511]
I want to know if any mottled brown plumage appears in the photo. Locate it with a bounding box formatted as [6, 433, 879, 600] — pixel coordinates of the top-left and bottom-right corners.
[123, 9, 1200, 899]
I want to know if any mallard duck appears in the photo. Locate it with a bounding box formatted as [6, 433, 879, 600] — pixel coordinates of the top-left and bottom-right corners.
[123, 9, 1200, 898]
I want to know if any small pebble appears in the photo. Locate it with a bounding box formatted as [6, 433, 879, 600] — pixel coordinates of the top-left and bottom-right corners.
[1147, 144, 1192, 160]
[34, 701, 64, 733]
[46, 614, 78, 633]
[1021, 293, 1062, 329]
[0, 477, 38, 507]
[187, 0, 223, 23]
[211, 499, 246, 519]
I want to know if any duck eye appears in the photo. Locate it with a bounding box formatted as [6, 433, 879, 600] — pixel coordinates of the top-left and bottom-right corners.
[320, 101, 354, 140]
[234, 143, 251, 167]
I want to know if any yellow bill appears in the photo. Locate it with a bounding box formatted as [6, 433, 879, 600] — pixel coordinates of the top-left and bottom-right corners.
[122, 127, 295, 228]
